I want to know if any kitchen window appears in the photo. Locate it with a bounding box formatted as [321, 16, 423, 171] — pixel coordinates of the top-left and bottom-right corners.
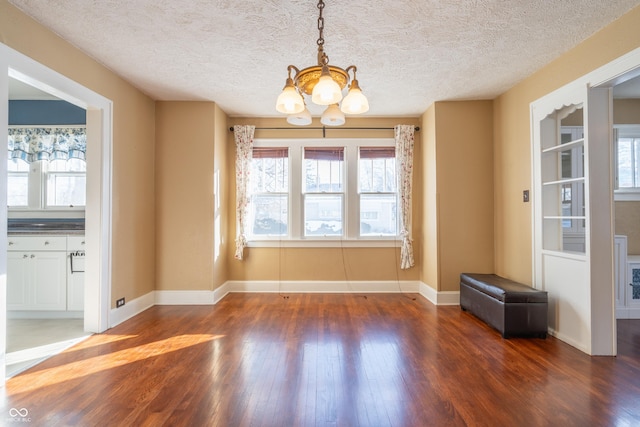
[7, 158, 86, 210]
[247, 139, 398, 245]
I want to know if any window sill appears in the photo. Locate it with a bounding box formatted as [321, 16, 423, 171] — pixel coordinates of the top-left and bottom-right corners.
[248, 239, 401, 248]
[614, 190, 640, 202]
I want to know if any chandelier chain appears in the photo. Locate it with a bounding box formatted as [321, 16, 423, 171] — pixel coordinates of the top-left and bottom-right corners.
[317, 0, 325, 47]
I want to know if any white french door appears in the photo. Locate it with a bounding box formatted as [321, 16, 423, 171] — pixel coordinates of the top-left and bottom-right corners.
[532, 83, 615, 355]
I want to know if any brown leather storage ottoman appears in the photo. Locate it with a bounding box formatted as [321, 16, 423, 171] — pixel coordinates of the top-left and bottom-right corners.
[460, 273, 548, 339]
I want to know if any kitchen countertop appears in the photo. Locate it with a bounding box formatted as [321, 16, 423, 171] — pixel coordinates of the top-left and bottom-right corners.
[7, 218, 85, 236]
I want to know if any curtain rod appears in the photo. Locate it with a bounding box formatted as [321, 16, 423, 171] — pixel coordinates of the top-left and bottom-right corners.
[229, 126, 420, 135]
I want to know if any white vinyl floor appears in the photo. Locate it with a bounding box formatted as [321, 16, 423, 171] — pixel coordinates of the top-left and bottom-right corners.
[6, 318, 91, 378]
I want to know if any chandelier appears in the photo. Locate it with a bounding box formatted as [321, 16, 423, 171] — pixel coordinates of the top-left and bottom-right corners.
[275, 0, 369, 126]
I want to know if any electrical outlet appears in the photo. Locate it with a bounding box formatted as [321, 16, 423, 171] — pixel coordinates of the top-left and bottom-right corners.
[116, 298, 125, 308]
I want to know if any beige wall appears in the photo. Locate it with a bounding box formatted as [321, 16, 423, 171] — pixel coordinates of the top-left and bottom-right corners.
[226, 117, 421, 282]
[0, 0, 157, 307]
[155, 102, 229, 291]
[422, 101, 495, 291]
[615, 202, 640, 254]
[494, 5, 640, 285]
[614, 99, 640, 124]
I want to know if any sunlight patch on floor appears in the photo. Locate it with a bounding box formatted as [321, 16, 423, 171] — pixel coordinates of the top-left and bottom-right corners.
[7, 334, 224, 395]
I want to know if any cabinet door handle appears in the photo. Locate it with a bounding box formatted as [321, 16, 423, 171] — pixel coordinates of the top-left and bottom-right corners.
[44, 241, 50, 245]
[30, 254, 35, 258]
[8, 241, 14, 246]
[23, 254, 28, 259]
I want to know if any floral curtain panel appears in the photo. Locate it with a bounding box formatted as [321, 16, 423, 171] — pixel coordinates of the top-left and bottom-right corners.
[8, 127, 87, 163]
[233, 125, 255, 260]
[395, 124, 415, 270]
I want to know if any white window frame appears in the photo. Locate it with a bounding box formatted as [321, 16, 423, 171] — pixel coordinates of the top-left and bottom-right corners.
[614, 124, 640, 201]
[7, 158, 86, 213]
[248, 138, 400, 248]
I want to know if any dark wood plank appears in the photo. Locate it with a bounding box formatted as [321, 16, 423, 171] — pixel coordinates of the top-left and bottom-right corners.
[1, 294, 639, 426]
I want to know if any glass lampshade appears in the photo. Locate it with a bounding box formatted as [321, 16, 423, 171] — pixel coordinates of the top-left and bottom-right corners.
[287, 106, 312, 126]
[340, 85, 369, 114]
[320, 104, 345, 126]
[276, 80, 305, 114]
[311, 70, 343, 106]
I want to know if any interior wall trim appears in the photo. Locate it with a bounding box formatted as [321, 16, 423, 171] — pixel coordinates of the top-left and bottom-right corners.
[419, 282, 461, 305]
[226, 280, 421, 294]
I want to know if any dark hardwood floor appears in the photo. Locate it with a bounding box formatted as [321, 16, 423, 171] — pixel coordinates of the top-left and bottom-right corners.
[1, 293, 639, 426]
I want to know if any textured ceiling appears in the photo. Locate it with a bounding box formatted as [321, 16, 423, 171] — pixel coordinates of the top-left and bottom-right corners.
[7, 0, 640, 118]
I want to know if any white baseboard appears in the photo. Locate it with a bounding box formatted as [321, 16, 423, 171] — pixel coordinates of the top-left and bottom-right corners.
[419, 282, 460, 305]
[226, 280, 421, 294]
[109, 291, 155, 328]
[548, 328, 589, 354]
[154, 290, 216, 305]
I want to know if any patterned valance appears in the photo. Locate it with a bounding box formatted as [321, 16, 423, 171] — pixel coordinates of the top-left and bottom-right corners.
[8, 127, 87, 163]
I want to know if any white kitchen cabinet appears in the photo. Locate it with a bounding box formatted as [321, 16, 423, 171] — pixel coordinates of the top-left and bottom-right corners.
[7, 240, 67, 311]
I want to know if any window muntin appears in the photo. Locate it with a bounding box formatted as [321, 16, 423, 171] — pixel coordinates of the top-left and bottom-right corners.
[249, 147, 289, 237]
[359, 147, 397, 236]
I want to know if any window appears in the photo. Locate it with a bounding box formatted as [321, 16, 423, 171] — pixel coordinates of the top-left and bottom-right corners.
[249, 147, 288, 236]
[615, 126, 640, 200]
[247, 139, 398, 245]
[303, 147, 344, 236]
[7, 159, 29, 207]
[359, 147, 397, 236]
[46, 158, 87, 207]
[7, 158, 86, 210]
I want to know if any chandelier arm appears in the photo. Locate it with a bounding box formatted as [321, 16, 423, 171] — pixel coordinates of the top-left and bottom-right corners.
[345, 65, 358, 81]
[287, 65, 300, 79]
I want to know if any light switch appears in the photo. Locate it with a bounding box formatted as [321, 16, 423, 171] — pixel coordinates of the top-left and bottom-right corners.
[523, 190, 530, 203]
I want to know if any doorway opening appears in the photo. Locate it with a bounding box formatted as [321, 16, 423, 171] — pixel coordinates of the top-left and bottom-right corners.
[1, 42, 113, 380]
